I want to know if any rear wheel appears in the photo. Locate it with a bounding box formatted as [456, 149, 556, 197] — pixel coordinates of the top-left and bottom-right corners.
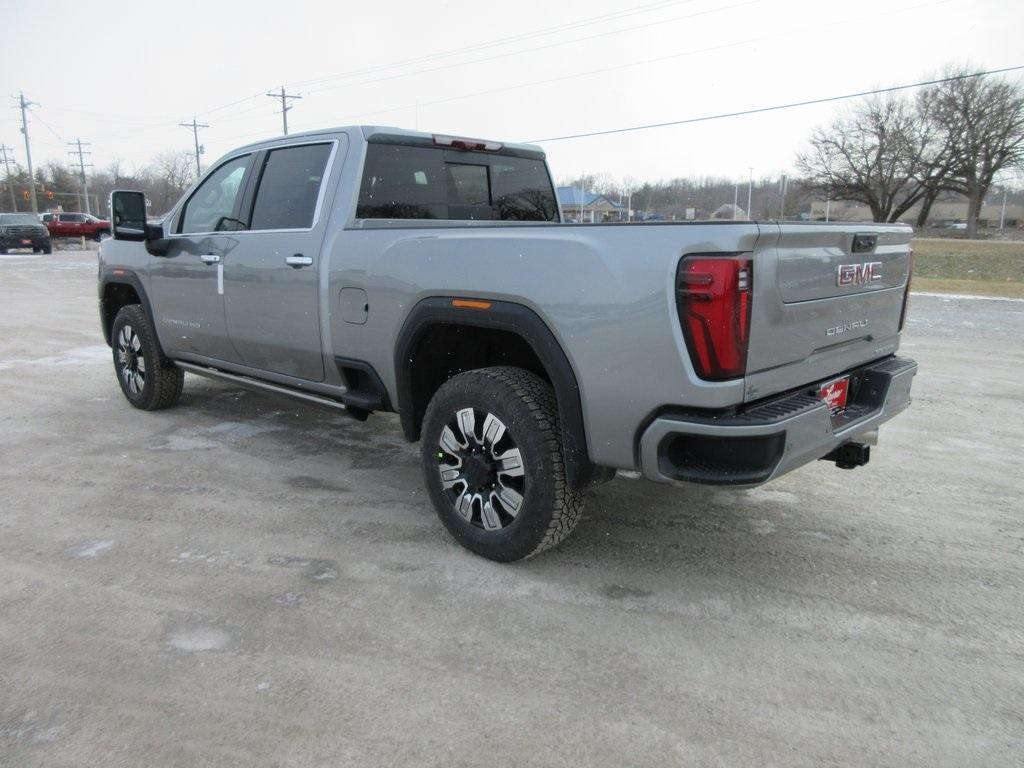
[421, 366, 583, 561]
[111, 304, 184, 410]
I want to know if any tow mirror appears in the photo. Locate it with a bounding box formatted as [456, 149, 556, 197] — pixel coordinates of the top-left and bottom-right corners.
[110, 190, 147, 241]
[111, 189, 168, 256]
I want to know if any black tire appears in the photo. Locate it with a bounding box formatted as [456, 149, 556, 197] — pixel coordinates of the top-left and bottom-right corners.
[94, 230, 110, 242]
[421, 366, 583, 562]
[111, 304, 184, 410]
[42, 242, 52, 254]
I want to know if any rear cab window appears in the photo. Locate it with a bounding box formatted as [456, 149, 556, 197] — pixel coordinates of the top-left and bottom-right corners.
[357, 143, 558, 222]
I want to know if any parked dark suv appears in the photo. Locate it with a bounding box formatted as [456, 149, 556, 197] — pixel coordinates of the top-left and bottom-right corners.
[0, 213, 52, 254]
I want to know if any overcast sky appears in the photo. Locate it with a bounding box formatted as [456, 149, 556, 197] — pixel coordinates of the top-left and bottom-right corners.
[3, 0, 1022, 186]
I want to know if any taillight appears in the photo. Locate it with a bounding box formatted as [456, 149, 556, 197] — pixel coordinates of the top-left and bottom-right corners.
[676, 255, 753, 380]
[899, 248, 913, 331]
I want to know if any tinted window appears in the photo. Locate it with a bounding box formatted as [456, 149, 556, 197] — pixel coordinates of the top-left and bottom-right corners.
[446, 163, 490, 219]
[62, 214, 85, 222]
[0, 214, 40, 226]
[357, 145, 444, 219]
[180, 155, 250, 234]
[491, 159, 559, 221]
[249, 143, 332, 230]
[357, 144, 558, 221]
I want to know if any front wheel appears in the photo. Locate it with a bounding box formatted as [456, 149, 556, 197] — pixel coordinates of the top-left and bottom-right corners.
[111, 304, 184, 410]
[421, 366, 584, 562]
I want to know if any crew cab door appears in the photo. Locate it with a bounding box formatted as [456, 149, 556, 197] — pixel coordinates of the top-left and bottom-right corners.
[150, 153, 254, 363]
[222, 141, 338, 382]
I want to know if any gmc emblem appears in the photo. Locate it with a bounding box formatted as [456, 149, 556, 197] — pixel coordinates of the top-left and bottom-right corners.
[837, 261, 883, 287]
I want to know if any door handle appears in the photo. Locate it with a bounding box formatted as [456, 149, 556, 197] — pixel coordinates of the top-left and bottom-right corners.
[286, 254, 313, 268]
[200, 254, 220, 264]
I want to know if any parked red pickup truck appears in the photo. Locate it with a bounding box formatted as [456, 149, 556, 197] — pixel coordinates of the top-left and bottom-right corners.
[42, 212, 111, 240]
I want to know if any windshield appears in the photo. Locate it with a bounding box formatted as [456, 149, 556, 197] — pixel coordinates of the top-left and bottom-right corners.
[0, 214, 41, 226]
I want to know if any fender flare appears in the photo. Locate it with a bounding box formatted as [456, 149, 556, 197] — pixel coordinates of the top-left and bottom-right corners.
[98, 268, 158, 348]
[394, 297, 600, 489]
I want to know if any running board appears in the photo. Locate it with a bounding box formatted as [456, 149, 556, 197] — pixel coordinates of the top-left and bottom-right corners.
[174, 362, 370, 420]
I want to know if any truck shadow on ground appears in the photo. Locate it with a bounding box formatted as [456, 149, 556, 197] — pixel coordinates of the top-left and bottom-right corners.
[164, 378, 837, 586]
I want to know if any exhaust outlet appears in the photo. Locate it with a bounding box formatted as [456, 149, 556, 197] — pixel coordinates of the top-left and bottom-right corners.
[822, 441, 871, 470]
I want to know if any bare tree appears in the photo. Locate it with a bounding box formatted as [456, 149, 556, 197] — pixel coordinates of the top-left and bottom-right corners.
[140, 151, 195, 214]
[797, 95, 941, 222]
[919, 67, 1024, 237]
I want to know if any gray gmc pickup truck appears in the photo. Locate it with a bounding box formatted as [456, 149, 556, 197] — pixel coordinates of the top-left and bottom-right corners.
[99, 125, 917, 561]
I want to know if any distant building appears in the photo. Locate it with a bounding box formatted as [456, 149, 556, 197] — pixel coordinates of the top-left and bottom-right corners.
[556, 187, 628, 222]
[808, 198, 1023, 228]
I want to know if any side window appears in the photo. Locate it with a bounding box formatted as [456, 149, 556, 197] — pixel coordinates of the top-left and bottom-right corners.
[491, 159, 559, 221]
[249, 143, 333, 230]
[179, 155, 250, 234]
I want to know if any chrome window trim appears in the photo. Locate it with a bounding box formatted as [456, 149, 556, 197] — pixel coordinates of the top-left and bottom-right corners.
[166, 139, 339, 239]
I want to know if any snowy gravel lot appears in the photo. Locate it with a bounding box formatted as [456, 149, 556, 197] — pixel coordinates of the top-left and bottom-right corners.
[1, 248, 1022, 767]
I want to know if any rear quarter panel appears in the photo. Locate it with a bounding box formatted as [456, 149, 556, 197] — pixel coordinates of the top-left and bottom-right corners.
[328, 222, 761, 469]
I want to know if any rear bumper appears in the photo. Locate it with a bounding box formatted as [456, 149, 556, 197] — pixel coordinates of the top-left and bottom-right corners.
[638, 356, 917, 487]
[0, 234, 49, 249]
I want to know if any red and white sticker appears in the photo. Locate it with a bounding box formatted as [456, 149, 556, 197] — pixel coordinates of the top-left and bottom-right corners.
[819, 376, 850, 413]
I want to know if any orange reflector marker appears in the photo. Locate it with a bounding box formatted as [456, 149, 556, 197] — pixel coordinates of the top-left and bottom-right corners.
[112, 269, 126, 276]
[452, 299, 492, 310]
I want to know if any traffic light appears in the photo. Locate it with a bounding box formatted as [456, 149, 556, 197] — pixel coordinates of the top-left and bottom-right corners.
[22, 190, 29, 200]
[47, 191, 53, 200]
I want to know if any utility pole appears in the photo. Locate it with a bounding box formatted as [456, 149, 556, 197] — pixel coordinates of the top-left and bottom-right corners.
[0, 145, 17, 212]
[17, 92, 38, 214]
[733, 182, 739, 220]
[746, 167, 753, 221]
[179, 118, 209, 178]
[266, 86, 302, 135]
[1000, 186, 1008, 230]
[67, 139, 93, 214]
[778, 174, 788, 220]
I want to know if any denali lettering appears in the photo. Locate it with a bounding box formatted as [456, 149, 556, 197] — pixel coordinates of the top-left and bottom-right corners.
[837, 261, 883, 287]
[826, 319, 869, 337]
[162, 317, 201, 329]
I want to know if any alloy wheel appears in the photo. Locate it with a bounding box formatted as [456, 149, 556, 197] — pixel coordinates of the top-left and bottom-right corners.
[116, 324, 146, 395]
[436, 407, 526, 531]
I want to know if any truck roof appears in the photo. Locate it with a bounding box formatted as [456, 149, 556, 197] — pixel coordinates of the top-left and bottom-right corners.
[232, 125, 546, 159]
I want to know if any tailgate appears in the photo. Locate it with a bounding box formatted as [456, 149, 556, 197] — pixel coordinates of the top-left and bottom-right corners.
[743, 223, 912, 402]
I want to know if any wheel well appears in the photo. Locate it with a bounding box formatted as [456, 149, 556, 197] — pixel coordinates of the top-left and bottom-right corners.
[406, 324, 549, 437]
[101, 282, 142, 345]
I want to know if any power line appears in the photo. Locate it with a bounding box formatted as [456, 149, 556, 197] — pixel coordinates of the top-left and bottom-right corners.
[266, 87, 302, 135]
[324, 0, 953, 129]
[67, 138, 93, 214]
[527, 65, 1024, 143]
[179, 118, 210, 177]
[302, 0, 757, 98]
[290, 0, 697, 90]
[25, 106, 64, 142]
